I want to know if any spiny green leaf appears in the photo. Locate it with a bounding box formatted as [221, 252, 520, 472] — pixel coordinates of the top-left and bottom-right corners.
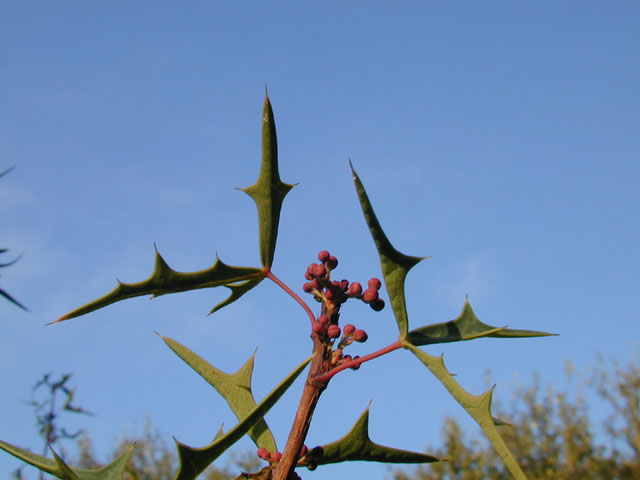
[404, 341, 527, 480]
[209, 277, 263, 315]
[159, 334, 277, 453]
[314, 405, 438, 466]
[407, 297, 555, 346]
[53, 248, 264, 323]
[172, 354, 312, 480]
[350, 162, 427, 337]
[0, 440, 133, 480]
[240, 93, 295, 268]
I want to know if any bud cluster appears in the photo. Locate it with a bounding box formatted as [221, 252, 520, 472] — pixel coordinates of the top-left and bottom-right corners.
[258, 444, 321, 469]
[303, 250, 386, 367]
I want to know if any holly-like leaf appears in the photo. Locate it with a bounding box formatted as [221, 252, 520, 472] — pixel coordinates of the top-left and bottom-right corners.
[407, 297, 555, 347]
[404, 341, 527, 479]
[209, 277, 263, 315]
[240, 93, 295, 268]
[313, 405, 438, 466]
[0, 440, 133, 480]
[172, 354, 313, 480]
[52, 248, 264, 323]
[350, 162, 426, 337]
[159, 334, 277, 453]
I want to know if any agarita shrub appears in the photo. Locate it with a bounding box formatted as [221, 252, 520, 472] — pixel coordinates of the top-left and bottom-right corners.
[1, 94, 553, 480]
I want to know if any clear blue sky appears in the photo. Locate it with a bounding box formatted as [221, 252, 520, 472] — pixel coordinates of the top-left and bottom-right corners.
[1, 2, 639, 479]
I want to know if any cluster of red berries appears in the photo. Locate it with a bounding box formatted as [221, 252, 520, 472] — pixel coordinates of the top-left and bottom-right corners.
[257, 444, 324, 469]
[302, 250, 385, 313]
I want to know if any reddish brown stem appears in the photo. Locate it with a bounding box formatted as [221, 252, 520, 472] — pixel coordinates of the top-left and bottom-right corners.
[272, 335, 331, 480]
[313, 339, 403, 383]
[266, 270, 316, 326]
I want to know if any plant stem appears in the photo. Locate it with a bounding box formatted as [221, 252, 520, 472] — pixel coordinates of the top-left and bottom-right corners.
[313, 339, 403, 384]
[266, 271, 316, 326]
[272, 335, 331, 480]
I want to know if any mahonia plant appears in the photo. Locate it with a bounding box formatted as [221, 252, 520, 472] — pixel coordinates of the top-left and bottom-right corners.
[0, 93, 554, 480]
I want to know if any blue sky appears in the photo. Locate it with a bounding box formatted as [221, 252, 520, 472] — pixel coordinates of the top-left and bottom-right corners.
[1, 2, 639, 479]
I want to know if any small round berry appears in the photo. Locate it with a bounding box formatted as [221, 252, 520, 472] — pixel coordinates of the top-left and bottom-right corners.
[362, 288, 379, 303]
[313, 263, 327, 277]
[318, 315, 330, 325]
[340, 279, 349, 291]
[354, 329, 368, 342]
[303, 282, 313, 293]
[318, 250, 331, 262]
[368, 278, 382, 290]
[327, 324, 341, 338]
[342, 324, 356, 336]
[257, 447, 271, 460]
[310, 278, 321, 289]
[347, 282, 363, 297]
[312, 322, 324, 334]
[326, 255, 338, 270]
[304, 271, 313, 280]
[324, 289, 335, 300]
[342, 354, 352, 362]
[272, 451, 283, 462]
[370, 298, 385, 311]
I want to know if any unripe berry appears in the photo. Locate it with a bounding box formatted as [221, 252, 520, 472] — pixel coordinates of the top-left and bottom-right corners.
[312, 322, 324, 334]
[340, 279, 349, 291]
[342, 324, 356, 336]
[302, 282, 313, 293]
[318, 315, 330, 325]
[368, 278, 382, 290]
[347, 282, 363, 297]
[354, 329, 368, 342]
[370, 298, 385, 311]
[272, 451, 283, 462]
[362, 288, 379, 303]
[257, 447, 271, 460]
[313, 263, 326, 277]
[326, 255, 338, 270]
[317, 250, 331, 262]
[327, 324, 341, 338]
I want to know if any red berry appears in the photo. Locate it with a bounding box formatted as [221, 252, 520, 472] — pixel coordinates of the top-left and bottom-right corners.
[326, 255, 338, 269]
[310, 278, 321, 289]
[304, 271, 313, 280]
[312, 322, 324, 334]
[362, 288, 378, 303]
[257, 447, 271, 460]
[327, 324, 341, 338]
[318, 250, 331, 262]
[354, 329, 368, 342]
[340, 279, 349, 291]
[272, 451, 283, 462]
[318, 315, 330, 325]
[368, 278, 382, 290]
[303, 282, 313, 293]
[342, 324, 356, 336]
[347, 282, 363, 297]
[325, 289, 335, 300]
[314, 264, 327, 277]
[370, 298, 385, 311]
